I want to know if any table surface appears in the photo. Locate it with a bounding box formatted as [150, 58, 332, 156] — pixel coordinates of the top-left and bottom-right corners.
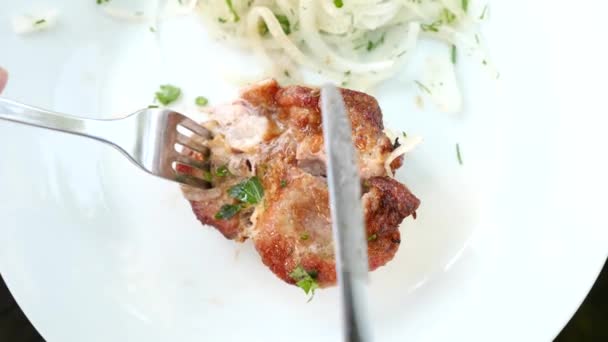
[1, 259, 606, 342]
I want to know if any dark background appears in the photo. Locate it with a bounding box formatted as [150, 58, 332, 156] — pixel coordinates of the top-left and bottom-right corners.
[1, 260, 606, 341]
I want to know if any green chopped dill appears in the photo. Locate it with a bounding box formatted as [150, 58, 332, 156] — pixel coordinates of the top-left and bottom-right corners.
[289, 266, 319, 300]
[366, 33, 385, 51]
[195, 96, 209, 106]
[215, 204, 242, 220]
[451, 44, 457, 64]
[368, 234, 378, 242]
[479, 5, 488, 20]
[333, 0, 343, 8]
[218, 17, 227, 23]
[414, 80, 432, 94]
[216, 165, 230, 177]
[475, 34, 480, 44]
[421, 20, 442, 32]
[275, 14, 291, 35]
[147, 105, 159, 109]
[456, 143, 463, 165]
[461, 0, 469, 12]
[149, 26, 156, 32]
[441, 8, 456, 24]
[283, 70, 291, 78]
[482, 59, 488, 65]
[402, 131, 408, 138]
[155, 84, 181, 106]
[344, 70, 351, 76]
[34, 19, 46, 25]
[225, 0, 239, 22]
[96, 0, 110, 4]
[280, 179, 287, 188]
[300, 232, 309, 240]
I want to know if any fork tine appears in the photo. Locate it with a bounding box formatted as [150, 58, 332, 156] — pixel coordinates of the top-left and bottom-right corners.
[174, 173, 211, 189]
[176, 133, 208, 155]
[174, 154, 209, 171]
[178, 116, 212, 139]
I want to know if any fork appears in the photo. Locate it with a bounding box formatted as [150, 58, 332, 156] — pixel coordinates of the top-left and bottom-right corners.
[0, 98, 213, 188]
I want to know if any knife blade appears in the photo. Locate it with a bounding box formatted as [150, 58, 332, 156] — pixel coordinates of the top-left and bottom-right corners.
[320, 84, 371, 342]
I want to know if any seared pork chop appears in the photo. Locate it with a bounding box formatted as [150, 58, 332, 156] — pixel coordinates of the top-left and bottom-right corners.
[179, 79, 420, 289]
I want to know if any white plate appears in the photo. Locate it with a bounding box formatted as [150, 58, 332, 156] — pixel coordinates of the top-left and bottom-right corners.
[1, 1, 607, 341]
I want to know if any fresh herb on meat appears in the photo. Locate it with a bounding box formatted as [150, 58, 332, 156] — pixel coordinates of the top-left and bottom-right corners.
[216, 165, 230, 177]
[290, 266, 319, 299]
[215, 204, 242, 220]
[228, 177, 264, 204]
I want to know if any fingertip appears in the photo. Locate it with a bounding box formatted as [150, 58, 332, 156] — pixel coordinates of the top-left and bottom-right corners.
[0, 67, 7, 93]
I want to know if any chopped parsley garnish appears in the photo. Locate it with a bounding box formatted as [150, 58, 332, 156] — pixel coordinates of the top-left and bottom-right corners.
[96, 0, 110, 4]
[202, 170, 213, 182]
[258, 14, 291, 36]
[479, 5, 488, 20]
[215, 204, 242, 220]
[218, 17, 227, 23]
[300, 232, 309, 240]
[366, 33, 385, 51]
[451, 44, 457, 64]
[228, 177, 264, 204]
[155, 84, 181, 106]
[225, 0, 239, 22]
[275, 14, 291, 35]
[290, 266, 319, 299]
[461, 0, 469, 12]
[195, 96, 209, 106]
[283, 70, 290, 78]
[414, 80, 432, 94]
[456, 143, 463, 165]
[216, 165, 230, 177]
[147, 105, 159, 109]
[402, 131, 408, 138]
[441, 8, 456, 24]
[368, 233, 378, 241]
[280, 179, 287, 188]
[34, 19, 46, 25]
[333, 0, 343, 8]
[421, 20, 442, 32]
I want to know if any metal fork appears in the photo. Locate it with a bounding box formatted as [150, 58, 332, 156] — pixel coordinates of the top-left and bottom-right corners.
[0, 98, 212, 188]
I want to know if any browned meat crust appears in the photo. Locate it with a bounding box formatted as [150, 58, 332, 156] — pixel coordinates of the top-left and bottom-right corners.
[181, 79, 420, 287]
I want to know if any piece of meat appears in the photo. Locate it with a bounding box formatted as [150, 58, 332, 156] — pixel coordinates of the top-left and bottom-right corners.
[180, 79, 420, 288]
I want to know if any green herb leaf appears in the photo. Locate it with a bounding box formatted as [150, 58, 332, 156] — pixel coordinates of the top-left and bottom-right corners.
[456, 143, 463, 165]
[96, 0, 110, 4]
[34, 19, 46, 25]
[215, 204, 242, 220]
[368, 233, 378, 241]
[280, 179, 287, 188]
[300, 232, 309, 240]
[149, 26, 156, 32]
[451, 44, 457, 64]
[148, 105, 159, 109]
[216, 165, 230, 177]
[333, 0, 343, 8]
[366, 33, 385, 51]
[155, 84, 181, 106]
[441, 8, 456, 24]
[421, 20, 442, 32]
[218, 17, 227, 23]
[275, 14, 291, 35]
[228, 177, 264, 204]
[195, 96, 209, 106]
[414, 80, 432, 94]
[289, 266, 319, 298]
[479, 5, 488, 20]
[461, 0, 469, 12]
[225, 0, 240, 22]
[402, 131, 408, 138]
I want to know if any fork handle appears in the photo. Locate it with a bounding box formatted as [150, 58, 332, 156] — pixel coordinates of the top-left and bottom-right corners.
[0, 97, 120, 146]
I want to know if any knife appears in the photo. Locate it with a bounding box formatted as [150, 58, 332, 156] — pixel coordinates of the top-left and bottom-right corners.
[320, 84, 371, 342]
